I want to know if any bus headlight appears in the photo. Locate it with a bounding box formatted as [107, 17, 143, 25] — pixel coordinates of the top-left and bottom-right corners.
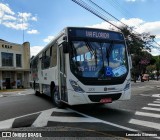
[124, 81, 130, 91]
[69, 79, 85, 93]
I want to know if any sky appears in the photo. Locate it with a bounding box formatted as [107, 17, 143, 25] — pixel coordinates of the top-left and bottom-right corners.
[0, 0, 160, 56]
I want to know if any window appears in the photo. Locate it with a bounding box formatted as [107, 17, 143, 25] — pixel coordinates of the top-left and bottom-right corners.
[70, 41, 128, 78]
[31, 57, 38, 69]
[50, 46, 52, 56]
[16, 54, 22, 67]
[31, 57, 38, 81]
[45, 48, 50, 69]
[41, 48, 51, 69]
[1, 52, 13, 66]
[50, 44, 57, 67]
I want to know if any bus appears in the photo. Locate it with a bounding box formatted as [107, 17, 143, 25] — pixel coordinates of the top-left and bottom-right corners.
[30, 27, 132, 107]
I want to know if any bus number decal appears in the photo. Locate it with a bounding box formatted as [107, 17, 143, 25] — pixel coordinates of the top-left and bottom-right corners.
[88, 88, 95, 92]
[78, 66, 96, 72]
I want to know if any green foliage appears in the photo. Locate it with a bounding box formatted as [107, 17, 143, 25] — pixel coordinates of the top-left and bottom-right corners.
[153, 56, 160, 71]
[120, 26, 156, 80]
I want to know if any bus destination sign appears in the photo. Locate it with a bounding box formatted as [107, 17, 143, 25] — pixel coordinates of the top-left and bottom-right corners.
[68, 28, 124, 40]
[86, 31, 109, 39]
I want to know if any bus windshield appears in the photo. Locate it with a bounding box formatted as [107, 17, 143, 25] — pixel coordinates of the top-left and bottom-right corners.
[70, 41, 128, 79]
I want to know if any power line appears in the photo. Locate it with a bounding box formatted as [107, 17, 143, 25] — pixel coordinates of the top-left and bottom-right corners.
[106, 0, 160, 50]
[106, 0, 135, 19]
[154, 40, 160, 47]
[72, 0, 122, 30]
[87, 0, 127, 28]
[72, 0, 160, 52]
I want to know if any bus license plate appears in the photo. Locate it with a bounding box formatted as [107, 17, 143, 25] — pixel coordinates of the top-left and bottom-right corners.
[100, 98, 112, 103]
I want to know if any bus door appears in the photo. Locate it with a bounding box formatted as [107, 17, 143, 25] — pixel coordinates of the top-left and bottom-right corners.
[58, 45, 68, 103]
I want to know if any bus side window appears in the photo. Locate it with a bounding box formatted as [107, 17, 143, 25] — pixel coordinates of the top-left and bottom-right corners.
[44, 49, 51, 69]
[50, 44, 57, 67]
[41, 52, 45, 69]
[31, 57, 38, 80]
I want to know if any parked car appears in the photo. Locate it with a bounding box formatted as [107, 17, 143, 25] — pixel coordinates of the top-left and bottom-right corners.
[142, 74, 149, 81]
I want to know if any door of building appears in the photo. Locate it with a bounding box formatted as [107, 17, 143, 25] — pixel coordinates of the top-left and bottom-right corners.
[6, 78, 11, 89]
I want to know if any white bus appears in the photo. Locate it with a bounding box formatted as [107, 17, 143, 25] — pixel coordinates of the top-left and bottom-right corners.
[30, 27, 132, 107]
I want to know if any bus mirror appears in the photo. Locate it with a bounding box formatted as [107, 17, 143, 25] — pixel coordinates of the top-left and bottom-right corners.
[62, 42, 68, 53]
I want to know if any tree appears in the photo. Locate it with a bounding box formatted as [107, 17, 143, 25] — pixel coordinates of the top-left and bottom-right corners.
[120, 26, 156, 82]
[154, 56, 160, 80]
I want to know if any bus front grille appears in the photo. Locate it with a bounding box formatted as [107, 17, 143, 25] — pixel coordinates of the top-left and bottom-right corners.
[88, 93, 122, 102]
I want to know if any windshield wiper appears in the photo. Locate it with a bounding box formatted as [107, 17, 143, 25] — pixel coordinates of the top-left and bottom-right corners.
[71, 42, 79, 67]
[95, 48, 97, 67]
[99, 43, 105, 78]
[106, 41, 113, 66]
[87, 42, 98, 68]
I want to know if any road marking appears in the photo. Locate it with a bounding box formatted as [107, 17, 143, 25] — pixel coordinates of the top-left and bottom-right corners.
[18, 92, 25, 95]
[0, 107, 138, 132]
[32, 108, 55, 127]
[148, 87, 154, 88]
[135, 111, 160, 118]
[0, 93, 28, 98]
[129, 119, 160, 130]
[138, 86, 154, 89]
[68, 108, 138, 132]
[0, 119, 15, 129]
[31, 107, 138, 131]
[148, 103, 160, 107]
[0, 108, 53, 130]
[49, 116, 97, 123]
[152, 94, 160, 98]
[154, 101, 160, 103]
[138, 86, 145, 88]
[142, 107, 160, 112]
[140, 94, 151, 97]
[32, 108, 85, 127]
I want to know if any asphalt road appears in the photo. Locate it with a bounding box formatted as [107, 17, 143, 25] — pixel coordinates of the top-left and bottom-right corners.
[0, 80, 160, 139]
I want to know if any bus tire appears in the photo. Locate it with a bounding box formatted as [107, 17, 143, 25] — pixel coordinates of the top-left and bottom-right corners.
[35, 90, 39, 96]
[51, 88, 64, 108]
[33, 81, 39, 96]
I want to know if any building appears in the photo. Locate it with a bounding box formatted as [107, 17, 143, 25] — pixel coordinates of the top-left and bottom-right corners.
[0, 39, 30, 89]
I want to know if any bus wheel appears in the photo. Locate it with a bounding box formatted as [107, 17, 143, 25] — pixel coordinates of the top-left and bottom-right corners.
[51, 89, 64, 108]
[35, 90, 39, 96]
[33, 81, 39, 96]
